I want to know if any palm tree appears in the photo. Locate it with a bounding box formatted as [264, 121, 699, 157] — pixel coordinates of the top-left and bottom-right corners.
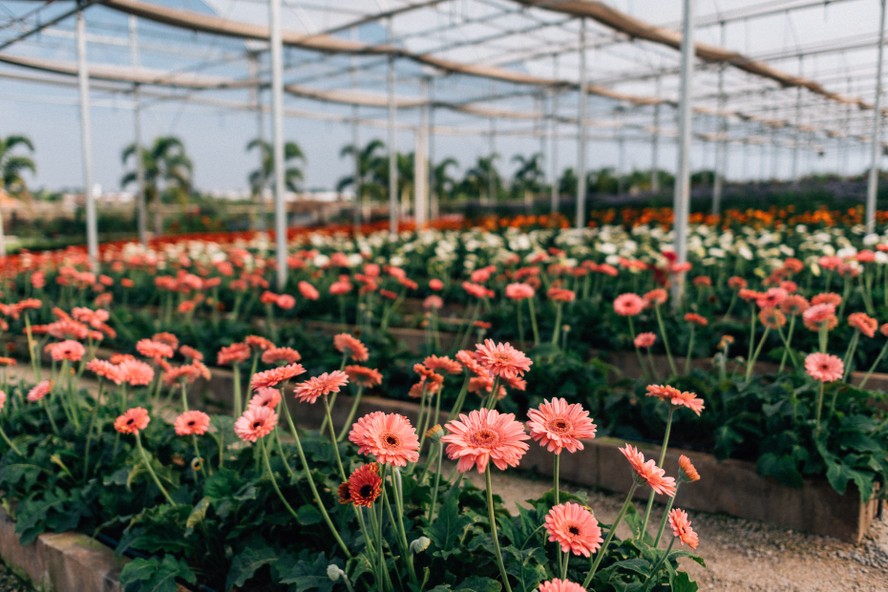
[121, 136, 193, 206]
[431, 157, 458, 201]
[511, 152, 544, 207]
[0, 134, 36, 198]
[337, 139, 388, 205]
[461, 154, 501, 203]
[246, 138, 306, 195]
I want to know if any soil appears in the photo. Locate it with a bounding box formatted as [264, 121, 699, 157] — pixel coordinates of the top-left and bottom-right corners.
[465, 469, 888, 592]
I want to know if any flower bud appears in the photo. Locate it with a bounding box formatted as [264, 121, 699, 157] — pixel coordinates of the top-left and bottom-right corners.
[327, 565, 346, 582]
[425, 425, 444, 442]
[410, 536, 431, 554]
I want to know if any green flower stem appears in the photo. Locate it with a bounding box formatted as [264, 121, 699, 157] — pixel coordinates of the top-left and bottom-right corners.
[134, 432, 175, 505]
[272, 429, 295, 479]
[554, 453, 561, 505]
[744, 327, 770, 382]
[427, 441, 444, 523]
[259, 437, 303, 520]
[484, 377, 502, 411]
[448, 374, 471, 420]
[516, 303, 525, 345]
[842, 331, 861, 382]
[24, 314, 40, 381]
[323, 396, 347, 481]
[0, 424, 22, 456]
[561, 551, 570, 579]
[83, 381, 105, 477]
[653, 482, 682, 547]
[583, 481, 639, 589]
[528, 298, 541, 347]
[642, 537, 676, 591]
[280, 401, 352, 558]
[42, 398, 60, 435]
[485, 466, 513, 592]
[232, 365, 242, 419]
[778, 316, 798, 373]
[627, 317, 647, 381]
[336, 386, 364, 443]
[180, 382, 189, 413]
[551, 303, 563, 346]
[683, 326, 695, 376]
[390, 468, 418, 584]
[641, 407, 674, 535]
[654, 305, 677, 377]
[859, 339, 888, 389]
[815, 382, 826, 433]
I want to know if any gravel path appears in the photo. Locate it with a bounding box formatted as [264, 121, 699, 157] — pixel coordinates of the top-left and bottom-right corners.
[0, 560, 32, 592]
[466, 469, 888, 592]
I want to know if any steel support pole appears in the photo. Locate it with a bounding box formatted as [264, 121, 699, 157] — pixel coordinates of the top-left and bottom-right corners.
[867, 0, 887, 233]
[429, 78, 438, 220]
[130, 16, 147, 246]
[77, 9, 98, 271]
[269, 0, 287, 290]
[488, 118, 496, 204]
[576, 19, 588, 229]
[387, 18, 398, 236]
[415, 77, 430, 227]
[350, 28, 361, 230]
[248, 51, 267, 231]
[651, 77, 661, 193]
[792, 58, 803, 187]
[537, 91, 545, 211]
[550, 55, 560, 214]
[672, 0, 695, 304]
[712, 22, 726, 215]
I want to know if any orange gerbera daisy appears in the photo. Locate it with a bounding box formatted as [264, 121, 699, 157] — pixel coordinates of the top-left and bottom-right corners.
[344, 365, 383, 388]
[526, 397, 597, 455]
[679, 454, 701, 482]
[619, 444, 676, 497]
[174, 410, 211, 436]
[250, 363, 306, 390]
[442, 408, 530, 473]
[333, 333, 369, 362]
[668, 508, 699, 549]
[114, 407, 150, 435]
[293, 370, 349, 404]
[347, 463, 383, 507]
[544, 502, 603, 557]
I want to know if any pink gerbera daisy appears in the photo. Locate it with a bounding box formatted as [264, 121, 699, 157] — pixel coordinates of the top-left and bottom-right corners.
[442, 408, 530, 473]
[174, 410, 211, 436]
[804, 352, 843, 383]
[527, 398, 597, 454]
[261, 347, 302, 365]
[118, 358, 155, 386]
[473, 339, 533, 380]
[86, 359, 124, 385]
[293, 370, 349, 404]
[47, 340, 85, 363]
[544, 502, 603, 557]
[348, 411, 420, 467]
[114, 407, 150, 435]
[619, 444, 676, 497]
[537, 579, 586, 592]
[333, 333, 369, 362]
[344, 365, 383, 389]
[234, 406, 278, 442]
[250, 363, 306, 390]
[634, 332, 657, 348]
[136, 339, 175, 360]
[27, 380, 53, 403]
[249, 387, 282, 410]
[613, 293, 644, 317]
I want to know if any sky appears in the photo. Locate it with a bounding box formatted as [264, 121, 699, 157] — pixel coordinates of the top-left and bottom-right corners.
[0, 0, 880, 196]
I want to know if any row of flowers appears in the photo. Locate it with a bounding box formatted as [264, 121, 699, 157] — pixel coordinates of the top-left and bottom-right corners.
[0, 325, 707, 591]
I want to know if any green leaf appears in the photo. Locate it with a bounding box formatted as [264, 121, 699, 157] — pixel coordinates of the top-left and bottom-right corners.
[826, 461, 853, 496]
[756, 452, 804, 488]
[226, 539, 278, 591]
[454, 576, 502, 591]
[277, 552, 335, 591]
[296, 504, 322, 526]
[670, 570, 699, 592]
[427, 488, 472, 557]
[119, 556, 195, 592]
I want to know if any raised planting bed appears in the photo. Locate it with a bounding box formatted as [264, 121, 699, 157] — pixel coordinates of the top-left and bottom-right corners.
[0, 506, 127, 592]
[302, 394, 882, 544]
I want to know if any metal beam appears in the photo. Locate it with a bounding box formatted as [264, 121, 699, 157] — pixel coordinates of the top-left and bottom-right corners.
[77, 9, 98, 271]
[576, 19, 588, 229]
[672, 0, 695, 304]
[867, 0, 887, 233]
[269, 0, 287, 290]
